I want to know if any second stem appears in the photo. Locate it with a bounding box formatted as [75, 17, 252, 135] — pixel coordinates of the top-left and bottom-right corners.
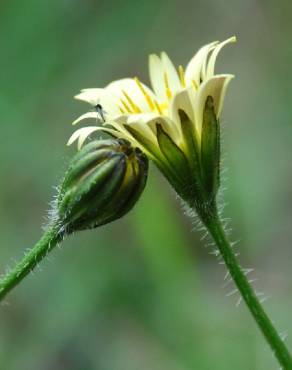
[205, 212, 292, 370]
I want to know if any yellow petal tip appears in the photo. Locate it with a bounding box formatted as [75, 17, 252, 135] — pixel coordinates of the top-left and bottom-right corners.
[149, 53, 159, 60]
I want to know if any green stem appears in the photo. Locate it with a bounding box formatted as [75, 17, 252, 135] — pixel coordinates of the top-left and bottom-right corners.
[205, 212, 292, 369]
[0, 223, 62, 301]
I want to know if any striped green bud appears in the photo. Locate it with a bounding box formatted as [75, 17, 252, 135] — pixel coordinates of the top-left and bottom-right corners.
[57, 139, 148, 233]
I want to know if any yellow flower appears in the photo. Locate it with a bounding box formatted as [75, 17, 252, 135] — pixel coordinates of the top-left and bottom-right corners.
[68, 36, 236, 155]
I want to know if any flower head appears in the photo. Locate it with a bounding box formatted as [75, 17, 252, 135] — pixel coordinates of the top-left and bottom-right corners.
[58, 139, 148, 233]
[69, 36, 236, 212]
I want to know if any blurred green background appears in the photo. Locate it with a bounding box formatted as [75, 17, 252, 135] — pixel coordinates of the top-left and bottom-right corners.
[1, 0, 292, 369]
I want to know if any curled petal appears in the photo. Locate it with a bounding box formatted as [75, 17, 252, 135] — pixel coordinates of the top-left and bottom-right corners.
[185, 41, 218, 86]
[194, 74, 234, 135]
[72, 112, 99, 125]
[206, 36, 236, 79]
[67, 126, 120, 150]
[67, 127, 100, 149]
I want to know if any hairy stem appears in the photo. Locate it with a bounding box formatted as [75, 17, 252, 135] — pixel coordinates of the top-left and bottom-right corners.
[205, 211, 292, 369]
[0, 223, 62, 302]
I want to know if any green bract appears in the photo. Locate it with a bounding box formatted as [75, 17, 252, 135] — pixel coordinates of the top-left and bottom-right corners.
[156, 97, 220, 218]
[57, 139, 148, 233]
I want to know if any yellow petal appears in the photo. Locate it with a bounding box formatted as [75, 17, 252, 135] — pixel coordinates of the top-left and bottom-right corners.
[149, 52, 181, 103]
[74, 88, 104, 106]
[149, 53, 165, 101]
[75, 87, 128, 118]
[106, 78, 155, 113]
[98, 90, 123, 117]
[160, 52, 181, 94]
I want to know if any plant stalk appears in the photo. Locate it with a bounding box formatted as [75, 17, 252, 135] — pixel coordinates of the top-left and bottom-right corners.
[0, 223, 62, 301]
[205, 211, 292, 369]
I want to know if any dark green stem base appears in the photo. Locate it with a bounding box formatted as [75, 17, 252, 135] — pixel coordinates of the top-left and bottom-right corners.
[0, 223, 62, 302]
[205, 212, 292, 370]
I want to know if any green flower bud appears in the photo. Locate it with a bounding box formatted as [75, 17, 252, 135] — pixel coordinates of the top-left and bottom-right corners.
[57, 139, 148, 233]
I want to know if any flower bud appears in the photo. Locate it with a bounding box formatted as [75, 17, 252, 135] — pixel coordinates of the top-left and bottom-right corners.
[57, 139, 148, 233]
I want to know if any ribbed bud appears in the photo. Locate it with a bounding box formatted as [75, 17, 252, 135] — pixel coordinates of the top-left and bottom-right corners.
[57, 139, 148, 233]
